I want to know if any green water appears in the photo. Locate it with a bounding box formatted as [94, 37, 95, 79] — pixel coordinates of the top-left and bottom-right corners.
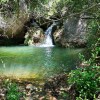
[0, 46, 83, 79]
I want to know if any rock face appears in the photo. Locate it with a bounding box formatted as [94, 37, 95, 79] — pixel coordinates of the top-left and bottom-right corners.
[0, 13, 30, 45]
[53, 28, 64, 47]
[0, 0, 30, 45]
[24, 24, 44, 46]
[53, 16, 87, 47]
[0, 15, 9, 45]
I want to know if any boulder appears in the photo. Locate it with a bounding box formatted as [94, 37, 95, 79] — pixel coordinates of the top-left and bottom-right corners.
[53, 28, 65, 47]
[0, 12, 30, 45]
[53, 15, 87, 48]
[24, 25, 44, 46]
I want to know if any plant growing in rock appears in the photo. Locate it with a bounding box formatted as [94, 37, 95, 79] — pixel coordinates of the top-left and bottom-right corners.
[4, 80, 21, 100]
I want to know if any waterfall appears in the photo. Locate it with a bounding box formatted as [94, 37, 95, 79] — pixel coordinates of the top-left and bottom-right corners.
[40, 22, 56, 47]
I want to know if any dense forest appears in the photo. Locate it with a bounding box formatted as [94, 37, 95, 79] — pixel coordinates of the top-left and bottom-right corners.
[0, 0, 100, 100]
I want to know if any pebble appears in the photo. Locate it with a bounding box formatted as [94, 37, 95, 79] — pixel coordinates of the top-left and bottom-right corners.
[26, 84, 34, 90]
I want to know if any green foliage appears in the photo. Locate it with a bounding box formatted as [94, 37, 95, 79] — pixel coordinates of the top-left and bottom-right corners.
[80, 38, 100, 66]
[55, 0, 100, 15]
[4, 80, 20, 100]
[68, 66, 100, 99]
[87, 20, 100, 48]
[68, 38, 100, 99]
[61, 92, 69, 99]
[0, 0, 9, 3]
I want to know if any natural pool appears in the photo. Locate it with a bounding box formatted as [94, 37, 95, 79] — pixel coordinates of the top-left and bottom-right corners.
[0, 46, 84, 79]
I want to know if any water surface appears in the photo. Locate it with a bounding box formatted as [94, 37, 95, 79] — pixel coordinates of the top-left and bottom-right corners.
[0, 46, 83, 79]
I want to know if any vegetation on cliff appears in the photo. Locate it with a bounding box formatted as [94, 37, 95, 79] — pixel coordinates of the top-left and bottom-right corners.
[0, 0, 99, 47]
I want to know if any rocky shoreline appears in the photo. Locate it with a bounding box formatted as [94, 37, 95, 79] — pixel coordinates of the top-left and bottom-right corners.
[0, 74, 71, 100]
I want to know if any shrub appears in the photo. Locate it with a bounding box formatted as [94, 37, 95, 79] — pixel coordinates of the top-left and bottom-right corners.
[68, 38, 100, 99]
[4, 80, 20, 100]
[68, 65, 100, 99]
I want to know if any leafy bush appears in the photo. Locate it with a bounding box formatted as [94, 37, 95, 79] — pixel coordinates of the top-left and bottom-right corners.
[87, 20, 100, 48]
[68, 38, 100, 99]
[4, 80, 20, 100]
[68, 65, 100, 99]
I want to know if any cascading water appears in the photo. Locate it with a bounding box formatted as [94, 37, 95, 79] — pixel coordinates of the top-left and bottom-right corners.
[40, 22, 56, 47]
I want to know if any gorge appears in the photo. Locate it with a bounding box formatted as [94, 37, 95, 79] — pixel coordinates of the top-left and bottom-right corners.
[0, 0, 99, 100]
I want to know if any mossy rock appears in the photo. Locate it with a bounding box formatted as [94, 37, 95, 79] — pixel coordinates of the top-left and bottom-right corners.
[24, 27, 44, 45]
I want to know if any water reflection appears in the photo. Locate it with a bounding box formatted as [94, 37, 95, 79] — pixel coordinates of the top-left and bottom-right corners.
[44, 47, 52, 68]
[45, 47, 52, 57]
[0, 46, 84, 79]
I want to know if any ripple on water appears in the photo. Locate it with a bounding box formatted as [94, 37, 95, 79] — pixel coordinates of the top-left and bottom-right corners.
[0, 46, 84, 79]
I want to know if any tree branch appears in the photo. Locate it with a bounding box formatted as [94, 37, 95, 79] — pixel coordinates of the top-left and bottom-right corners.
[36, 3, 100, 26]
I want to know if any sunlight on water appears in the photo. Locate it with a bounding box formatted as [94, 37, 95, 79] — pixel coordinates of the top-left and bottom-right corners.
[0, 46, 84, 79]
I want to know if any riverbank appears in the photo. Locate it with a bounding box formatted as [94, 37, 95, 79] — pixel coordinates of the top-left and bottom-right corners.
[0, 74, 70, 100]
[0, 64, 100, 100]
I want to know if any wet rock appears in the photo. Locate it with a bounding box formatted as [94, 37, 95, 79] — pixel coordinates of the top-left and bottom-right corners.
[53, 28, 64, 47]
[53, 14, 87, 48]
[24, 26, 44, 46]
